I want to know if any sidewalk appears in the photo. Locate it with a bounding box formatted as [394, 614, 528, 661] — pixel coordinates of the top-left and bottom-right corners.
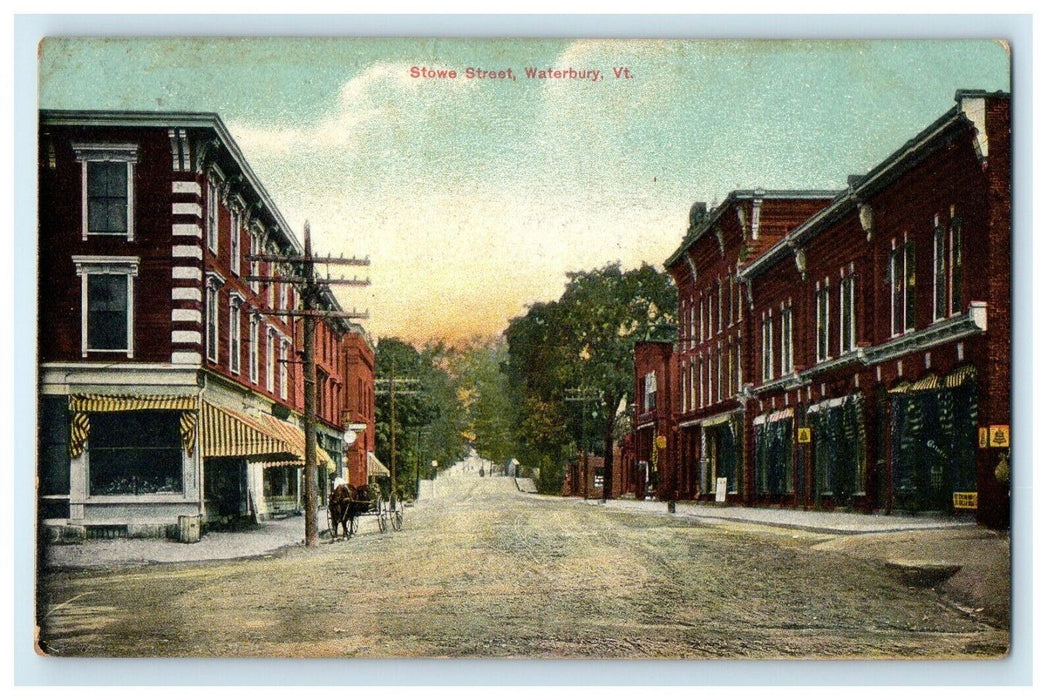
[588, 497, 975, 534]
[43, 509, 331, 570]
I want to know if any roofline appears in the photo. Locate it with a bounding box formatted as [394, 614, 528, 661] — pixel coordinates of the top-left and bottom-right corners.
[740, 90, 1009, 279]
[40, 109, 303, 256]
[663, 189, 841, 270]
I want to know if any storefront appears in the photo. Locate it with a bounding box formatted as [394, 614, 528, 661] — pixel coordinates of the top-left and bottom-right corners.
[807, 394, 866, 508]
[888, 366, 978, 514]
[699, 411, 742, 500]
[753, 408, 795, 503]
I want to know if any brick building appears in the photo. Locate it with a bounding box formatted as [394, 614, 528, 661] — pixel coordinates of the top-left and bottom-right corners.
[340, 323, 378, 488]
[37, 110, 376, 537]
[635, 90, 1011, 527]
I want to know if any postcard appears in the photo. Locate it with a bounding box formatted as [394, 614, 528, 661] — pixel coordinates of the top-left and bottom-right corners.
[33, 36, 1013, 661]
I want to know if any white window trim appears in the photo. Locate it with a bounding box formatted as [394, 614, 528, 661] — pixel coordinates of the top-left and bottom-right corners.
[72, 256, 139, 358]
[230, 210, 242, 276]
[816, 279, 830, 362]
[840, 268, 856, 355]
[205, 271, 225, 364]
[279, 337, 290, 400]
[266, 327, 277, 394]
[229, 292, 244, 374]
[206, 180, 219, 255]
[73, 143, 138, 241]
[781, 302, 794, 376]
[248, 311, 260, 384]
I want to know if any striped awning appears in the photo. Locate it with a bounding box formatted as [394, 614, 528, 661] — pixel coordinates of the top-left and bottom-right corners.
[944, 365, 978, 388]
[367, 451, 390, 477]
[911, 374, 941, 391]
[201, 403, 298, 459]
[256, 414, 337, 473]
[68, 394, 198, 458]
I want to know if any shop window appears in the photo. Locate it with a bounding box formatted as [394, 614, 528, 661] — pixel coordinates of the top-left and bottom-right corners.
[38, 397, 70, 497]
[88, 412, 183, 496]
[754, 417, 794, 495]
[810, 396, 866, 505]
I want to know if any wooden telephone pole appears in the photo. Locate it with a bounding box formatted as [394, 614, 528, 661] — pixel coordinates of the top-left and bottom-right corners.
[248, 221, 369, 548]
[374, 374, 420, 497]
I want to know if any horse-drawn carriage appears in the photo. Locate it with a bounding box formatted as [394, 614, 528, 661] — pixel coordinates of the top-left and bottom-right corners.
[328, 482, 404, 538]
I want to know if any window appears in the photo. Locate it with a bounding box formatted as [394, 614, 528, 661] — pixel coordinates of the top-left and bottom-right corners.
[707, 294, 713, 339]
[736, 334, 743, 392]
[643, 371, 657, 412]
[279, 283, 288, 317]
[707, 349, 714, 405]
[88, 412, 183, 496]
[205, 274, 223, 363]
[716, 280, 723, 331]
[815, 280, 830, 362]
[728, 275, 735, 328]
[230, 211, 241, 275]
[73, 143, 137, 240]
[762, 311, 774, 381]
[840, 270, 856, 354]
[73, 256, 139, 357]
[266, 329, 277, 393]
[206, 180, 219, 254]
[727, 337, 735, 397]
[689, 303, 696, 346]
[280, 338, 290, 400]
[689, 359, 696, 410]
[716, 342, 723, 401]
[229, 294, 243, 374]
[890, 238, 916, 336]
[949, 212, 964, 314]
[250, 233, 261, 293]
[680, 364, 687, 413]
[249, 313, 260, 384]
[781, 303, 794, 376]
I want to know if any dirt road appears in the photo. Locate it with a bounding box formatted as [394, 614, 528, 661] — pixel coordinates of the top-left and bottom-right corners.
[37, 469, 1008, 658]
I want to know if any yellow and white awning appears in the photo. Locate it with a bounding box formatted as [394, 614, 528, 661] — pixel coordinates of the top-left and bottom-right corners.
[256, 414, 337, 473]
[68, 394, 198, 458]
[201, 402, 297, 459]
[367, 451, 390, 477]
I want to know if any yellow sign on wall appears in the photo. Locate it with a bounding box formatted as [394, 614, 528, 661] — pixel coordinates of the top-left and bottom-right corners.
[978, 427, 989, 449]
[797, 428, 811, 444]
[989, 425, 1010, 448]
[656, 436, 667, 449]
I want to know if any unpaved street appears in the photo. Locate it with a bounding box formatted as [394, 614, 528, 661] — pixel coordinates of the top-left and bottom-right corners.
[37, 470, 1008, 658]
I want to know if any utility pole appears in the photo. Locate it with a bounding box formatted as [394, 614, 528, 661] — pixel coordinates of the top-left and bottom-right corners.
[374, 375, 420, 500]
[248, 221, 369, 548]
[564, 388, 601, 501]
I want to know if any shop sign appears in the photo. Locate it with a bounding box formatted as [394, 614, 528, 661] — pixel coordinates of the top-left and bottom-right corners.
[715, 477, 727, 503]
[656, 435, 667, 449]
[989, 425, 1010, 448]
[796, 428, 811, 443]
[978, 427, 989, 449]
[593, 473, 605, 489]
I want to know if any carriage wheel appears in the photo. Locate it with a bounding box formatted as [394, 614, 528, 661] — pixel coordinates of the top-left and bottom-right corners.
[350, 512, 359, 535]
[390, 496, 404, 531]
[376, 499, 388, 533]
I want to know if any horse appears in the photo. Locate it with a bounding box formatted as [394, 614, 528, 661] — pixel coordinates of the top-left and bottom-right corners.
[328, 482, 371, 539]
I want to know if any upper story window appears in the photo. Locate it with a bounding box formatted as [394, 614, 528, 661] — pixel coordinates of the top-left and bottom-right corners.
[780, 302, 794, 376]
[266, 328, 277, 394]
[890, 237, 916, 336]
[716, 280, 723, 331]
[761, 310, 774, 382]
[248, 312, 260, 384]
[279, 338, 290, 400]
[728, 274, 735, 328]
[643, 371, 657, 412]
[72, 143, 138, 241]
[205, 272, 225, 364]
[840, 266, 857, 355]
[206, 180, 219, 254]
[250, 232, 261, 293]
[689, 303, 696, 346]
[72, 256, 139, 358]
[934, 209, 965, 320]
[229, 293, 244, 375]
[815, 279, 830, 362]
[230, 210, 242, 276]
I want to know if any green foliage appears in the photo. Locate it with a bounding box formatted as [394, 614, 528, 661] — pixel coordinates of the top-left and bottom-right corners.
[504, 262, 677, 494]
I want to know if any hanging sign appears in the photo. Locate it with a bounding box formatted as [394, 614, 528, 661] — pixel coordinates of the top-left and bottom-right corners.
[715, 477, 728, 503]
[656, 435, 667, 449]
[978, 427, 989, 449]
[797, 428, 811, 444]
[989, 425, 1010, 448]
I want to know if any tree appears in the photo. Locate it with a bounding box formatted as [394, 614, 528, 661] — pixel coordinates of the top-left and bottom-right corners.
[504, 262, 677, 495]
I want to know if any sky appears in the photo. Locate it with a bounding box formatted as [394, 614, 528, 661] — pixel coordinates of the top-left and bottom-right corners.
[38, 38, 1010, 345]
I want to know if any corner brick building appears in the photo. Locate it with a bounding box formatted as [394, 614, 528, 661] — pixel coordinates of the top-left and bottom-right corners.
[37, 110, 376, 537]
